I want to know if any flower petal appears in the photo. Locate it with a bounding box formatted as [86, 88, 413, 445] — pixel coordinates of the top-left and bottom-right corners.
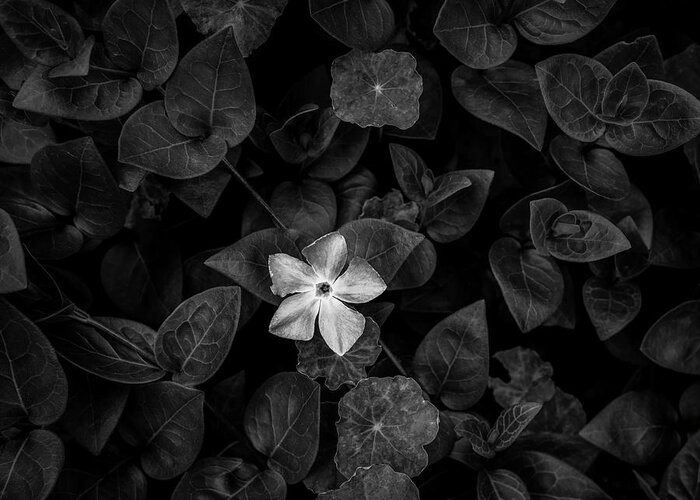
[302, 232, 347, 283]
[318, 297, 366, 356]
[332, 257, 387, 303]
[269, 292, 320, 341]
[269, 253, 318, 297]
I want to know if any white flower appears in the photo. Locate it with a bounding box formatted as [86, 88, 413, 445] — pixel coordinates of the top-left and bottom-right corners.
[268, 232, 387, 355]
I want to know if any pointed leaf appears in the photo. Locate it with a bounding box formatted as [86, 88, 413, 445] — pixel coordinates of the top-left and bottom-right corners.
[545, 210, 631, 262]
[0, 88, 54, 164]
[454, 413, 494, 459]
[309, 0, 394, 52]
[0, 429, 63, 500]
[305, 122, 370, 181]
[389, 143, 433, 202]
[601, 63, 649, 122]
[488, 402, 543, 451]
[0, 207, 26, 293]
[660, 431, 700, 500]
[529, 198, 568, 255]
[582, 277, 641, 341]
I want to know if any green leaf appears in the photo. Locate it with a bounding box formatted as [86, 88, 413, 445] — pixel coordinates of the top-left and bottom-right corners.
[155, 286, 241, 386]
[0, 429, 63, 500]
[477, 469, 529, 500]
[488, 402, 542, 452]
[271, 179, 337, 246]
[489, 346, 556, 408]
[244, 372, 321, 484]
[413, 300, 489, 411]
[641, 300, 700, 374]
[545, 210, 631, 262]
[330, 49, 423, 130]
[165, 26, 255, 147]
[309, 0, 394, 52]
[0, 207, 26, 293]
[102, 0, 179, 89]
[318, 464, 419, 500]
[335, 376, 439, 477]
[582, 277, 641, 341]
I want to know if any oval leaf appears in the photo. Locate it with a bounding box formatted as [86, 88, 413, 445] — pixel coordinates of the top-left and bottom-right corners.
[582, 277, 641, 341]
[488, 402, 543, 452]
[477, 469, 529, 500]
[529, 197, 568, 255]
[545, 210, 631, 262]
[641, 300, 700, 374]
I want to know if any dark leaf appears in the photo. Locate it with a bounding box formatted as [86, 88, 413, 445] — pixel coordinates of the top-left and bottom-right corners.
[0, 297, 67, 427]
[270, 105, 340, 164]
[489, 346, 556, 408]
[582, 277, 641, 341]
[389, 143, 433, 202]
[0, 87, 55, 164]
[318, 464, 419, 500]
[413, 300, 489, 411]
[335, 168, 377, 226]
[664, 43, 700, 99]
[0, 207, 26, 293]
[304, 402, 345, 494]
[165, 166, 232, 218]
[387, 237, 437, 290]
[305, 122, 370, 181]
[155, 286, 241, 386]
[330, 49, 423, 129]
[660, 431, 700, 500]
[360, 189, 420, 231]
[600, 63, 649, 122]
[505, 432, 599, 472]
[335, 376, 439, 477]
[452, 61, 548, 150]
[545, 210, 631, 262]
[641, 300, 700, 374]
[424, 171, 472, 207]
[528, 387, 587, 435]
[0, 28, 39, 90]
[649, 207, 700, 269]
[594, 35, 665, 80]
[425, 410, 458, 465]
[47, 35, 94, 78]
[454, 413, 494, 459]
[204, 371, 246, 444]
[309, 0, 394, 51]
[477, 469, 529, 500]
[488, 402, 543, 452]
[119, 381, 205, 480]
[586, 184, 653, 249]
[529, 197, 568, 255]
[243, 372, 320, 484]
[271, 179, 337, 246]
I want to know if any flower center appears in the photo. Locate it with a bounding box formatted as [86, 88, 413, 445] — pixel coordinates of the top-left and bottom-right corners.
[316, 282, 332, 298]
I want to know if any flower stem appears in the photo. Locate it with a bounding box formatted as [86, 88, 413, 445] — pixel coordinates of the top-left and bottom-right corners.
[379, 339, 408, 377]
[222, 157, 288, 230]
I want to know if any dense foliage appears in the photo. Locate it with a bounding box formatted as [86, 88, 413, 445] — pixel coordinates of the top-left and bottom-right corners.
[0, 0, 699, 499]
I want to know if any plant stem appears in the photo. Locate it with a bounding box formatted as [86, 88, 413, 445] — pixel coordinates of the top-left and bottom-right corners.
[222, 157, 288, 230]
[379, 339, 408, 377]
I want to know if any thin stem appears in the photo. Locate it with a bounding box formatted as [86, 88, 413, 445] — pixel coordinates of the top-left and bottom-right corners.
[379, 339, 408, 377]
[222, 157, 288, 230]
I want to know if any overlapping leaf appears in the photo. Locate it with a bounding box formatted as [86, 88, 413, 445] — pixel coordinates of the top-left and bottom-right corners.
[0, 207, 26, 293]
[309, 0, 394, 51]
[318, 464, 419, 500]
[582, 277, 641, 341]
[641, 300, 700, 374]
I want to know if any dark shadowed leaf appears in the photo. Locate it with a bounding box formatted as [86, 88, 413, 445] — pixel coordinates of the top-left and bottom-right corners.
[0, 87, 54, 164]
[297, 317, 381, 391]
[271, 179, 337, 246]
[338, 218, 424, 286]
[641, 300, 700, 374]
[305, 122, 370, 181]
[14, 68, 143, 120]
[102, 0, 179, 90]
[512, 0, 616, 45]
[586, 184, 653, 249]
[649, 207, 700, 269]
[318, 464, 419, 500]
[165, 26, 255, 147]
[165, 166, 232, 218]
[0, 0, 83, 66]
[489, 347, 556, 408]
[360, 189, 420, 231]
[244, 372, 320, 484]
[0, 298, 67, 428]
[477, 468, 529, 500]
[506, 433, 599, 472]
[309, 0, 394, 51]
[489, 402, 542, 452]
[535, 55, 612, 142]
[270, 105, 339, 164]
[59, 370, 129, 456]
[529, 197, 568, 254]
[205, 228, 301, 305]
[335, 376, 439, 477]
[489, 237, 565, 333]
[545, 210, 631, 262]
[48, 316, 165, 384]
[582, 277, 641, 341]
[389, 143, 433, 202]
[0, 207, 26, 293]
[155, 286, 241, 386]
[119, 381, 205, 480]
[660, 431, 700, 500]
[304, 402, 345, 494]
[47, 35, 94, 78]
[335, 168, 377, 225]
[452, 61, 548, 150]
[388, 238, 436, 290]
[425, 410, 458, 465]
[204, 371, 246, 445]
[600, 63, 649, 123]
[550, 135, 630, 200]
[433, 0, 516, 70]
[330, 49, 422, 129]
[454, 413, 493, 459]
[594, 35, 665, 79]
[182, 0, 287, 57]
[580, 391, 680, 466]
[119, 101, 228, 180]
[528, 387, 587, 435]
[665, 43, 700, 99]
[0, 429, 63, 500]
[172, 457, 287, 500]
[413, 300, 489, 410]
[0, 29, 37, 90]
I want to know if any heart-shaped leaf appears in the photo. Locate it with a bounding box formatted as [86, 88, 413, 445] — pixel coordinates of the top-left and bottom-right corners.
[489, 346, 556, 408]
[413, 300, 489, 411]
[488, 402, 542, 451]
[0, 207, 26, 293]
[271, 179, 337, 246]
[330, 49, 423, 130]
[641, 300, 700, 374]
[545, 210, 631, 262]
[452, 61, 548, 150]
[489, 237, 565, 332]
[477, 469, 529, 500]
[119, 381, 205, 480]
[297, 317, 381, 391]
[102, 0, 179, 90]
[335, 376, 439, 477]
[165, 26, 255, 147]
[0, 87, 54, 164]
[309, 0, 394, 52]
[582, 277, 641, 341]
[155, 286, 241, 386]
[318, 464, 419, 500]
[244, 372, 320, 484]
[0, 298, 67, 428]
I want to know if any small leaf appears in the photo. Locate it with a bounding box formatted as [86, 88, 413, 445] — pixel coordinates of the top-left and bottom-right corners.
[488, 402, 543, 451]
[330, 49, 423, 130]
[309, 0, 394, 52]
[165, 26, 255, 147]
[601, 63, 649, 122]
[118, 101, 228, 180]
[433, 0, 516, 70]
[360, 189, 420, 231]
[454, 413, 493, 459]
[155, 286, 241, 386]
[244, 372, 320, 484]
[0, 298, 67, 428]
[270, 105, 340, 164]
[413, 300, 489, 411]
[549, 135, 630, 200]
[271, 179, 337, 246]
[477, 469, 529, 500]
[119, 381, 205, 480]
[489, 237, 565, 332]
[389, 143, 433, 202]
[102, 0, 179, 90]
[641, 300, 700, 374]
[545, 210, 631, 262]
[580, 391, 680, 466]
[594, 35, 665, 79]
[297, 317, 382, 391]
[0, 207, 26, 293]
[529, 198, 568, 255]
[535, 54, 612, 142]
[318, 464, 419, 500]
[452, 61, 548, 150]
[172, 457, 287, 500]
[335, 376, 439, 477]
[582, 277, 641, 341]
[660, 431, 700, 500]
[489, 347, 556, 408]
[0, 429, 64, 500]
